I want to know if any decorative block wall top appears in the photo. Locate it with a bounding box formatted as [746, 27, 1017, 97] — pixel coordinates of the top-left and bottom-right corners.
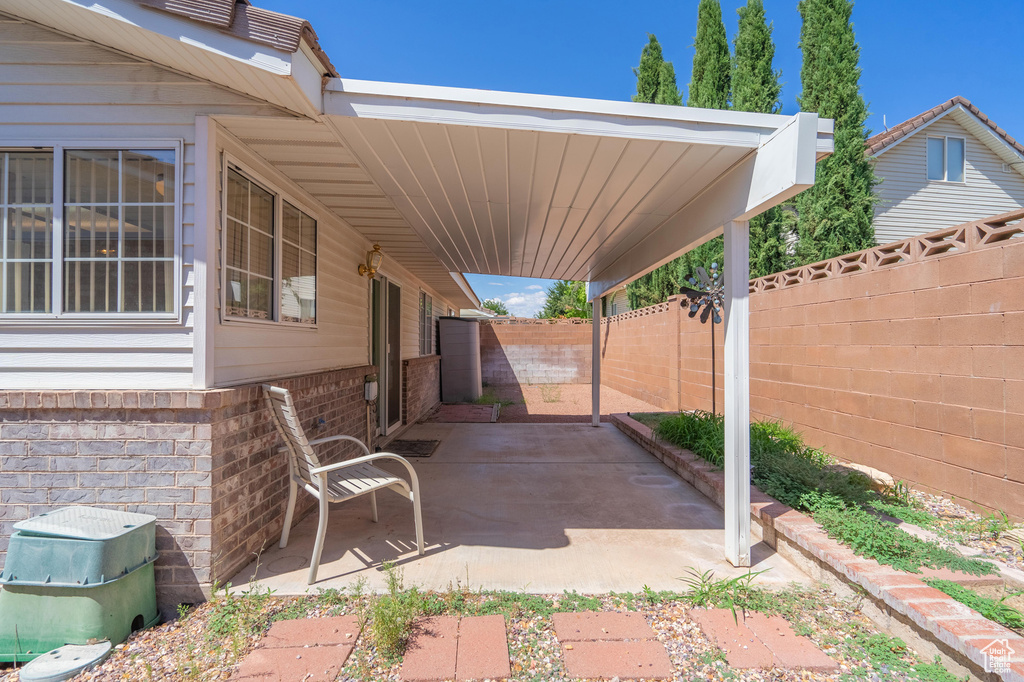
[749, 209, 1024, 295]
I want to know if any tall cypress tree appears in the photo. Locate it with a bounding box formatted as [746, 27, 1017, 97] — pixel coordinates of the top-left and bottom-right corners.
[733, 0, 790, 277]
[688, 0, 731, 110]
[681, 0, 731, 285]
[627, 35, 686, 309]
[794, 0, 876, 264]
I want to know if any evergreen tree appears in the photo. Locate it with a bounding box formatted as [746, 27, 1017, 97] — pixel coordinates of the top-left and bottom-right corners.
[627, 34, 686, 308]
[633, 35, 666, 104]
[687, 0, 731, 110]
[794, 0, 877, 264]
[656, 61, 683, 106]
[733, 0, 790, 277]
[682, 0, 731, 285]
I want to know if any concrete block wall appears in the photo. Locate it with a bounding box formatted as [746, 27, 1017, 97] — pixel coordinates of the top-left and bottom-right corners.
[0, 365, 376, 612]
[601, 211, 1024, 519]
[480, 321, 592, 385]
[402, 355, 441, 424]
[601, 300, 683, 410]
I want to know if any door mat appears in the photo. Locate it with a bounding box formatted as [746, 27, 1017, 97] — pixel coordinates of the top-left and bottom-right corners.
[386, 440, 441, 458]
[427, 404, 499, 423]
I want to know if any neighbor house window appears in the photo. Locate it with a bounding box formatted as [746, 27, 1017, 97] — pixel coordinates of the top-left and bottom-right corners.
[419, 291, 433, 355]
[927, 136, 965, 182]
[1, 146, 178, 317]
[223, 165, 317, 324]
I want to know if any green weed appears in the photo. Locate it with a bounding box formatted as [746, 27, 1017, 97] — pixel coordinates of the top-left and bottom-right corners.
[369, 563, 422, 661]
[923, 579, 1024, 629]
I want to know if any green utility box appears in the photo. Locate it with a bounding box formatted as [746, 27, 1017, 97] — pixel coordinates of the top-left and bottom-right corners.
[0, 507, 160, 663]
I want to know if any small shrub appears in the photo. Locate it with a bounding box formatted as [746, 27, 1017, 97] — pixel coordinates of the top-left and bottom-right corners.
[539, 385, 562, 403]
[680, 567, 766, 619]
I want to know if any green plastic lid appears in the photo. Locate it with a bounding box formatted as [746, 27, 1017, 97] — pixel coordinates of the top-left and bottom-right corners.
[13, 507, 155, 541]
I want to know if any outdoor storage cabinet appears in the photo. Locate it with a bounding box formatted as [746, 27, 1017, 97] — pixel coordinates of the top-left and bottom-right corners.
[439, 316, 483, 403]
[0, 507, 160, 663]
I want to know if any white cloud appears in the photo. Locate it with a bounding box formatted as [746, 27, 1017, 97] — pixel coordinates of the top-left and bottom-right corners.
[488, 282, 504, 286]
[499, 290, 547, 317]
[524, 284, 543, 290]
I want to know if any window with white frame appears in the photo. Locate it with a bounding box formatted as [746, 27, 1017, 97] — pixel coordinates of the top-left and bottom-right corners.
[927, 136, 965, 183]
[419, 291, 433, 355]
[1, 146, 177, 317]
[223, 165, 317, 324]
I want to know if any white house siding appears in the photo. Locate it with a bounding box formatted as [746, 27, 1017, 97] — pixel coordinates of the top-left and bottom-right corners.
[0, 13, 287, 389]
[608, 288, 631, 316]
[212, 132, 460, 386]
[872, 116, 1024, 245]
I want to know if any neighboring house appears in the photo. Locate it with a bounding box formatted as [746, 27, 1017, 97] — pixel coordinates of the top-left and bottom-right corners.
[0, 0, 830, 610]
[867, 96, 1024, 244]
[607, 286, 631, 316]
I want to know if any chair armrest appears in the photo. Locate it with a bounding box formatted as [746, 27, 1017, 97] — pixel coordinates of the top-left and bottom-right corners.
[309, 453, 420, 487]
[307, 434, 371, 458]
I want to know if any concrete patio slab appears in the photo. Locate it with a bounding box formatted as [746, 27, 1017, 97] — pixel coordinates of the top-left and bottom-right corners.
[230, 423, 811, 595]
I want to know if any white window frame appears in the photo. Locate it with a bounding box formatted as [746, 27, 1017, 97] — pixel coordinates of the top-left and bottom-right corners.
[926, 135, 967, 184]
[0, 140, 183, 324]
[220, 154, 319, 329]
[419, 290, 433, 356]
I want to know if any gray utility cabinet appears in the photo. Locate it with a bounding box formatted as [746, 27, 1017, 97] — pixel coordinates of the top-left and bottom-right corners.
[439, 317, 482, 403]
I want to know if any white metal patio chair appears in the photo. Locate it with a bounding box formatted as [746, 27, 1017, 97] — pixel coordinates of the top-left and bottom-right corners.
[262, 385, 425, 585]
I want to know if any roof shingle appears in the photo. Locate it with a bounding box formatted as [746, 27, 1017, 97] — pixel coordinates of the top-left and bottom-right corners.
[865, 96, 1024, 158]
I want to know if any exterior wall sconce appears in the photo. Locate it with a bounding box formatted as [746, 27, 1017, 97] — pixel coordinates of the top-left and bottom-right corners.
[358, 244, 384, 278]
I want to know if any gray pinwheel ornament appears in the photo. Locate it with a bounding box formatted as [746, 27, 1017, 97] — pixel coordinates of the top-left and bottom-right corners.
[679, 263, 723, 325]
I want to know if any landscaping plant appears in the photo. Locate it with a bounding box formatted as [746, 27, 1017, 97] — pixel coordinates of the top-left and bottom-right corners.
[653, 411, 997, 576]
[923, 578, 1024, 630]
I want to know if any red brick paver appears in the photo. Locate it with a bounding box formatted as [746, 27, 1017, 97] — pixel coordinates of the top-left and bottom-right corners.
[743, 612, 839, 672]
[261, 615, 360, 648]
[562, 640, 673, 680]
[552, 611, 655, 641]
[231, 616, 361, 681]
[231, 645, 352, 681]
[456, 615, 511, 681]
[401, 616, 460, 681]
[688, 609, 773, 669]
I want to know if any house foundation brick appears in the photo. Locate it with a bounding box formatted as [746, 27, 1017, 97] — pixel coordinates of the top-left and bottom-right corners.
[403, 355, 441, 424]
[0, 364, 377, 616]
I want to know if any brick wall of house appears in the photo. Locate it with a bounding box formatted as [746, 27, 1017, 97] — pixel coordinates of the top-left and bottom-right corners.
[600, 212, 1024, 518]
[479, 320, 592, 385]
[0, 365, 376, 614]
[402, 355, 441, 424]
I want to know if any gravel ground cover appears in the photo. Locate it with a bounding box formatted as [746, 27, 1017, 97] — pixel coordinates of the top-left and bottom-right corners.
[910, 489, 1024, 568]
[0, 577, 969, 681]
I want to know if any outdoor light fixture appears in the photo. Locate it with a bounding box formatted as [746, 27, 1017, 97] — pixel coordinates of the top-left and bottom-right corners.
[358, 244, 384, 278]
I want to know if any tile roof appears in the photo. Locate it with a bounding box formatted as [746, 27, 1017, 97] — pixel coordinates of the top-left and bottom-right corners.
[135, 0, 336, 76]
[865, 95, 1024, 158]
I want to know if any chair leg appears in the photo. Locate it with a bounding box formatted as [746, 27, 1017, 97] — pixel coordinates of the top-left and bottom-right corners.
[280, 479, 297, 549]
[410, 485, 424, 556]
[308, 495, 330, 585]
[370, 491, 378, 523]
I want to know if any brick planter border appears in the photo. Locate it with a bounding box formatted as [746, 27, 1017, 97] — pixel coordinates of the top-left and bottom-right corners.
[612, 412, 1024, 682]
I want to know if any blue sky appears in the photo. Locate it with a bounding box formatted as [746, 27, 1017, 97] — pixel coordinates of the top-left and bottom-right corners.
[260, 0, 1023, 315]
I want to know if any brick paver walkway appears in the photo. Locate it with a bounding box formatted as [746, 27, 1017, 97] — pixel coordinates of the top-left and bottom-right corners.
[553, 611, 673, 680]
[231, 615, 360, 681]
[401, 614, 511, 681]
[230, 609, 840, 680]
[689, 608, 839, 672]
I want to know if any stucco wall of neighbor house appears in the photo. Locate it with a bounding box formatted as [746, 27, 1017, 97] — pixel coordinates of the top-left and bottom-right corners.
[479, 320, 592, 385]
[0, 12, 291, 390]
[402, 355, 441, 425]
[600, 213, 1024, 519]
[0, 366, 376, 615]
[873, 116, 1024, 245]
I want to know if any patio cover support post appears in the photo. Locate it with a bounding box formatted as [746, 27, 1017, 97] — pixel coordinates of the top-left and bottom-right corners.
[592, 293, 601, 427]
[723, 219, 751, 567]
